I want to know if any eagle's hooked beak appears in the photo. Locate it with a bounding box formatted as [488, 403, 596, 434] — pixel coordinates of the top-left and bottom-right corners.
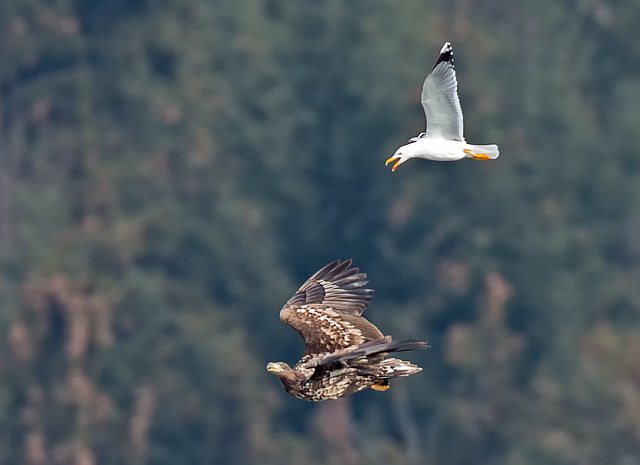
[385, 156, 402, 172]
[267, 362, 284, 374]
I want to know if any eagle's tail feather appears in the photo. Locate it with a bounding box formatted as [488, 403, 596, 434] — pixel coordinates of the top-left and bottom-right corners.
[377, 358, 422, 378]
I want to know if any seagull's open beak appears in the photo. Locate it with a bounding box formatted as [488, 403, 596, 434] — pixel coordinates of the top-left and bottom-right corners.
[385, 156, 402, 172]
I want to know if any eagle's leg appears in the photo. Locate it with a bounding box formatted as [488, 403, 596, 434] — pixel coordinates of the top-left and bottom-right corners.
[370, 380, 390, 392]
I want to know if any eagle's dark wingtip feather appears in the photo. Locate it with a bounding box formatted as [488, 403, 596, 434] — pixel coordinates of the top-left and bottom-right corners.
[312, 258, 353, 281]
[391, 339, 429, 351]
[333, 273, 368, 287]
[332, 265, 364, 282]
[341, 280, 369, 291]
[312, 259, 372, 289]
[310, 259, 342, 281]
[285, 257, 375, 321]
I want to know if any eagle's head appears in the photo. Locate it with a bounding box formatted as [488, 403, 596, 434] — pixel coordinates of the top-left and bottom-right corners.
[266, 361, 291, 375]
[267, 362, 305, 389]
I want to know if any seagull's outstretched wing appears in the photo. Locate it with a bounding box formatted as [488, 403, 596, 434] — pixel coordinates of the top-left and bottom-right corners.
[421, 42, 464, 141]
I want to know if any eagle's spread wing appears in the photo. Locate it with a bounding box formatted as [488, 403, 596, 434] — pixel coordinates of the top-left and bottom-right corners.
[280, 259, 383, 355]
[284, 259, 373, 314]
[422, 42, 464, 141]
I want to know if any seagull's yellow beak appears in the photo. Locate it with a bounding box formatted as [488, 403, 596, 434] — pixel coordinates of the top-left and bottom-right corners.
[385, 156, 402, 172]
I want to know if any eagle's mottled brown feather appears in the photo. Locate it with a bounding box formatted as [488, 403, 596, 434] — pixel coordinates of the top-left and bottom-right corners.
[280, 259, 381, 355]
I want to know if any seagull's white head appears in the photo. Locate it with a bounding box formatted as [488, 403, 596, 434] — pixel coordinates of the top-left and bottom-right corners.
[386, 142, 418, 172]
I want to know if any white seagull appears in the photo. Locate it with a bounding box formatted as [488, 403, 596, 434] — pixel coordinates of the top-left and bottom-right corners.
[386, 42, 499, 172]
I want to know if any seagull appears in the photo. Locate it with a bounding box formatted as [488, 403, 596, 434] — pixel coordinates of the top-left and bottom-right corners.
[385, 42, 499, 172]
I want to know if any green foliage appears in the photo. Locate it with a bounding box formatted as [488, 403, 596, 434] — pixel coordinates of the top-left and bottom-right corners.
[1, 0, 640, 464]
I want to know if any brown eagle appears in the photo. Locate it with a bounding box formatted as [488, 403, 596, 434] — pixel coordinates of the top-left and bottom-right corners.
[267, 259, 427, 401]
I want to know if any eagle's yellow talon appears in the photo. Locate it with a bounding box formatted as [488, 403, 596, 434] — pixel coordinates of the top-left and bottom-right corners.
[371, 380, 390, 391]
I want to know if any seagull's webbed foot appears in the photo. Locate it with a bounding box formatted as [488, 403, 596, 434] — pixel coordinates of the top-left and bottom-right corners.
[464, 149, 491, 160]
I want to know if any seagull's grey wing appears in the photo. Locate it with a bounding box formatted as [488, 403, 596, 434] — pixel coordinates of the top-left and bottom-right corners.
[421, 42, 464, 141]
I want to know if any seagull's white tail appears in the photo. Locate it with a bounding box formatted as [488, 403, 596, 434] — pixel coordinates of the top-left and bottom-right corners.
[466, 144, 499, 160]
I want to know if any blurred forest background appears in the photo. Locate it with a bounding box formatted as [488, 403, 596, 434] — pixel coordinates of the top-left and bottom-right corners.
[2, 0, 640, 464]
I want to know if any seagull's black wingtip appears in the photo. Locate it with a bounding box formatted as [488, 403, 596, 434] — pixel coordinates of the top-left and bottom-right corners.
[431, 41, 454, 70]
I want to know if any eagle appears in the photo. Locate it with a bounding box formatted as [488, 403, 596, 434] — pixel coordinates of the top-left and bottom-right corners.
[267, 259, 428, 401]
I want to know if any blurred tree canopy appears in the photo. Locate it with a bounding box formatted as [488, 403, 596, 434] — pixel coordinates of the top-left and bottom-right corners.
[1, 1, 640, 464]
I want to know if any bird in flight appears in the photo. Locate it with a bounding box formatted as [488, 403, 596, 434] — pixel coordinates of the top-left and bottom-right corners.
[267, 259, 427, 401]
[386, 42, 499, 172]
